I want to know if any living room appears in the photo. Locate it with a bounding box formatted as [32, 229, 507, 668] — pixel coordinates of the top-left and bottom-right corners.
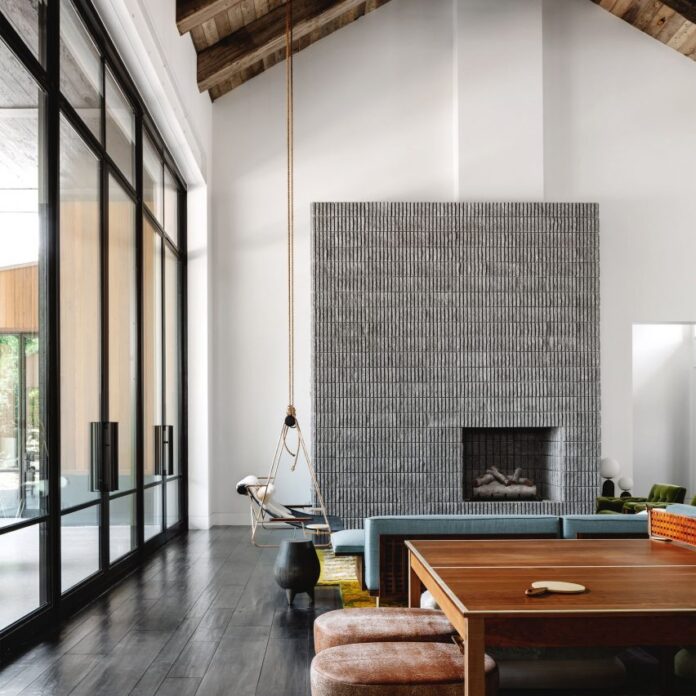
[1, 0, 696, 694]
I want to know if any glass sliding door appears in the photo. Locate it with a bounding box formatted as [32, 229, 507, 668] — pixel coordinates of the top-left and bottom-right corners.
[0, 0, 187, 652]
[143, 151, 184, 537]
[107, 175, 136, 562]
[143, 217, 163, 541]
[0, 32, 48, 631]
[58, 115, 101, 591]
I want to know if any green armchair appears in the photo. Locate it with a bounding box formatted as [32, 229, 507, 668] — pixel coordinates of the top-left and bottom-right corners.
[596, 483, 686, 514]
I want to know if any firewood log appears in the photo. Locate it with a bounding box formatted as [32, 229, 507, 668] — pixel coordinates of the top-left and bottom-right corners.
[473, 473, 495, 488]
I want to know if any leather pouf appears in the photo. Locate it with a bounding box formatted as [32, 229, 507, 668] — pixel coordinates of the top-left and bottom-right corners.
[314, 608, 453, 654]
[273, 539, 320, 605]
[310, 642, 499, 696]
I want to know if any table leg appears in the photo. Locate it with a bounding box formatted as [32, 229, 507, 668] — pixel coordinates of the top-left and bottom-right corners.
[463, 618, 486, 696]
[408, 551, 422, 608]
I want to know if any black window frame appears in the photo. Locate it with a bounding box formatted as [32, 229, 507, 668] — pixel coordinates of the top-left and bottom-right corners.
[0, 0, 188, 657]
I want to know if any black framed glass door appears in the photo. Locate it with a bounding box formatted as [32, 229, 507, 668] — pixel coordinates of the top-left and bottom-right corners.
[143, 134, 184, 542]
[0, 0, 187, 654]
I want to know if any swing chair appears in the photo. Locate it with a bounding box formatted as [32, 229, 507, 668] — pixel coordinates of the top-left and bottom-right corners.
[238, 1, 340, 548]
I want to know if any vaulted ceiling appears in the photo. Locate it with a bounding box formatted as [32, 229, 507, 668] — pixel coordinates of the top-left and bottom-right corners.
[176, 0, 392, 101]
[593, 0, 696, 58]
[178, 0, 696, 102]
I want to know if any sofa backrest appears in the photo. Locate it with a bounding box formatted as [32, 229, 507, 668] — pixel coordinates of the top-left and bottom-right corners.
[364, 515, 561, 592]
[648, 483, 687, 504]
[561, 514, 648, 539]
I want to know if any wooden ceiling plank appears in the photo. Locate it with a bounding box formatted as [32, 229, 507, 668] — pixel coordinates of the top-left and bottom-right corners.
[606, 0, 638, 18]
[634, 0, 667, 30]
[190, 24, 208, 51]
[621, 0, 654, 24]
[177, 0, 247, 35]
[202, 17, 221, 45]
[644, 5, 676, 36]
[240, 0, 260, 25]
[667, 18, 695, 47]
[198, 0, 369, 92]
[655, 12, 687, 39]
[675, 22, 696, 51]
[215, 10, 233, 38]
[660, 0, 696, 24]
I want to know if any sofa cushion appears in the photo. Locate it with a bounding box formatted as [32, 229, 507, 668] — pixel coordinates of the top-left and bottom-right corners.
[331, 529, 365, 555]
[310, 642, 499, 696]
[314, 608, 453, 653]
[665, 503, 696, 518]
[364, 515, 560, 591]
[561, 514, 648, 539]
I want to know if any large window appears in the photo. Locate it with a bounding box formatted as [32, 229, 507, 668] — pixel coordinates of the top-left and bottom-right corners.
[0, 0, 186, 650]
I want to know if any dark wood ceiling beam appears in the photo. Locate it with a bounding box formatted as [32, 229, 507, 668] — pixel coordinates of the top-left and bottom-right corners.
[177, 0, 247, 35]
[197, 0, 366, 92]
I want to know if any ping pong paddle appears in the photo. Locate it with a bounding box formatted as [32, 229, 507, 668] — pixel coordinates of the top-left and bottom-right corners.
[525, 581, 586, 597]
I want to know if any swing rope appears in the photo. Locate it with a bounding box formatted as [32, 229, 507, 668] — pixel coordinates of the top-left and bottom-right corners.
[286, 0, 295, 413]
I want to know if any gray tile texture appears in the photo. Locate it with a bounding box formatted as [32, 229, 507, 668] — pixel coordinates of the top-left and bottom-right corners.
[311, 202, 600, 528]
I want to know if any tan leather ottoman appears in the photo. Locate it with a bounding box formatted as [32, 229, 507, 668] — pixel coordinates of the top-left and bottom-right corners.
[310, 642, 499, 696]
[314, 608, 453, 654]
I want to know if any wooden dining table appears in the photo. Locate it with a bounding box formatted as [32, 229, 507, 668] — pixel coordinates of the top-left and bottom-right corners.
[406, 538, 696, 696]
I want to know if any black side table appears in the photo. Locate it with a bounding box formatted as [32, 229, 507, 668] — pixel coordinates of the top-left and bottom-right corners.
[273, 539, 321, 606]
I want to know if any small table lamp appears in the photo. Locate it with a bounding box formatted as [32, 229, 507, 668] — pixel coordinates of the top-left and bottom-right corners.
[600, 457, 620, 496]
[618, 477, 634, 499]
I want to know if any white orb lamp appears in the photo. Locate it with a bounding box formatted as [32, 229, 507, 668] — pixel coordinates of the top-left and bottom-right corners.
[600, 457, 620, 496]
[618, 477, 634, 499]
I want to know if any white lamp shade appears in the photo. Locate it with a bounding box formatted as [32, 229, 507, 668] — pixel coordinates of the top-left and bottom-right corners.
[600, 457, 620, 479]
[618, 477, 633, 492]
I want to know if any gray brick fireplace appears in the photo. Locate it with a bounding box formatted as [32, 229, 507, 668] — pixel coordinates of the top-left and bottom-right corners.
[312, 202, 600, 528]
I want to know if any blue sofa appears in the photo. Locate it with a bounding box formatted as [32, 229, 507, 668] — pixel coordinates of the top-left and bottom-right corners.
[331, 513, 649, 602]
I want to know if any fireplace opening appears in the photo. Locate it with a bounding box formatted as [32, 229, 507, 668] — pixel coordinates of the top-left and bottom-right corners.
[462, 427, 565, 503]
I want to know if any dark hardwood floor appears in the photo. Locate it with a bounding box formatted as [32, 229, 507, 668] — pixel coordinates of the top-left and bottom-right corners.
[0, 528, 340, 696]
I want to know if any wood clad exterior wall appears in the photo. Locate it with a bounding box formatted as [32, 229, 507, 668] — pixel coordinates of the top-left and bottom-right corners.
[0, 265, 38, 333]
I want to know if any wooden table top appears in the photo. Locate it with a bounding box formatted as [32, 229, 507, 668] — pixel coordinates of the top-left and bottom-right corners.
[406, 539, 696, 618]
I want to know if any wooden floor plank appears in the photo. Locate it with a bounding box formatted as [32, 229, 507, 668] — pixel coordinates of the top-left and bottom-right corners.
[0, 530, 342, 696]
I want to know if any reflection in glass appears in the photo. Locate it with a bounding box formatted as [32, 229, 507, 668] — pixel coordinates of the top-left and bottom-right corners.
[108, 177, 136, 492]
[110, 493, 135, 563]
[0, 39, 45, 524]
[164, 168, 178, 245]
[0, 524, 44, 630]
[143, 134, 163, 224]
[59, 0, 101, 139]
[144, 485, 162, 541]
[61, 506, 99, 591]
[143, 220, 162, 485]
[0, 0, 46, 63]
[60, 116, 100, 509]
[166, 479, 179, 528]
[165, 247, 180, 477]
[106, 68, 134, 184]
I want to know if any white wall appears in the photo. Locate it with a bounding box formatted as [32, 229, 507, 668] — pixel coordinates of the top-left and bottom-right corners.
[542, 0, 696, 493]
[208, 0, 696, 523]
[94, 0, 214, 528]
[632, 325, 695, 499]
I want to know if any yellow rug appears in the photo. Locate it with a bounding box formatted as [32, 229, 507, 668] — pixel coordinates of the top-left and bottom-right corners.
[317, 548, 376, 608]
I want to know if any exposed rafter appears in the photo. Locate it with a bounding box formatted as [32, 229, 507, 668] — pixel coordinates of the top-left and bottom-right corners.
[176, 0, 246, 35]
[176, 0, 392, 100]
[594, 0, 696, 59]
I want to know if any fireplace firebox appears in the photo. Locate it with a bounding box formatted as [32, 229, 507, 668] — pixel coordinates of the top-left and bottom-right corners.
[462, 427, 565, 502]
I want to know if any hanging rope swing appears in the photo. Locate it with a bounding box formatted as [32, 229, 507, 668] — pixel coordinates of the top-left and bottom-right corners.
[235, 0, 338, 547]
